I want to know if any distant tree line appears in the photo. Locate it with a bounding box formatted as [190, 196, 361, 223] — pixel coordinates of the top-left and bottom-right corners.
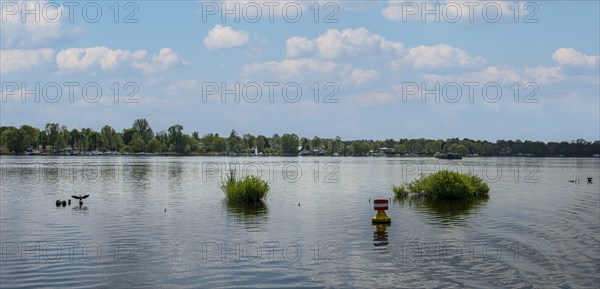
[1, 119, 599, 157]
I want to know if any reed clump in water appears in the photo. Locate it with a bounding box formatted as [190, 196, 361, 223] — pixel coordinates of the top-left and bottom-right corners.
[220, 170, 270, 204]
[393, 170, 489, 200]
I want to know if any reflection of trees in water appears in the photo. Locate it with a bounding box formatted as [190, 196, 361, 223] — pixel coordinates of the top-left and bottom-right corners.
[224, 200, 269, 227]
[120, 162, 152, 195]
[167, 162, 183, 180]
[167, 162, 184, 195]
[121, 163, 151, 183]
[394, 196, 489, 223]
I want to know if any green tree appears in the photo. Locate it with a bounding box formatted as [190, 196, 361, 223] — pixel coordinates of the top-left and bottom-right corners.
[334, 136, 342, 154]
[351, 141, 369, 156]
[255, 135, 266, 153]
[122, 128, 135, 145]
[270, 134, 280, 152]
[459, 139, 474, 154]
[186, 136, 200, 153]
[411, 138, 426, 154]
[447, 143, 469, 155]
[129, 132, 145, 153]
[426, 140, 444, 154]
[1, 128, 28, 153]
[200, 133, 215, 151]
[45, 123, 59, 150]
[53, 125, 69, 151]
[146, 139, 163, 153]
[242, 133, 255, 151]
[132, 118, 154, 144]
[227, 129, 241, 152]
[38, 131, 48, 149]
[20, 125, 40, 149]
[101, 125, 122, 151]
[155, 131, 169, 152]
[370, 142, 380, 152]
[383, 138, 395, 149]
[394, 143, 407, 154]
[69, 129, 80, 150]
[280, 133, 299, 155]
[212, 137, 226, 152]
[79, 128, 93, 151]
[301, 137, 311, 151]
[312, 136, 322, 150]
[323, 139, 334, 155]
[168, 124, 186, 154]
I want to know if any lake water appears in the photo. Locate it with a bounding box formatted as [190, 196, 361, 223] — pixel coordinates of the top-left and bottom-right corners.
[1, 156, 598, 288]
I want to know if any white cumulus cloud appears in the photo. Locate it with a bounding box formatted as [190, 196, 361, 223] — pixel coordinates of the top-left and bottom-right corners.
[552, 48, 599, 68]
[133, 48, 187, 75]
[345, 69, 380, 87]
[204, 25, 249, 50]
[286, 36, 316, 58]
[391, 44, 484, 69]
[423, 65, 562, 85]
[286, 28, 404, 59]
[242, 58, 351, 80]
[0, 48, 55, 74]
[0, 1, 82, 48]
[55, 46, 185, 75]
[56, 46, 147, 71]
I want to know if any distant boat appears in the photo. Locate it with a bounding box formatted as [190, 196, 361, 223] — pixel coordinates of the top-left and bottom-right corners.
[434, 152, 462, 160]
[593, 154, 600, 158]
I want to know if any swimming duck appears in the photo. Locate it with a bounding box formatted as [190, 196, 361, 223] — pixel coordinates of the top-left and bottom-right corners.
[71, 195, 89, 206]
[56, 200, 61, 207]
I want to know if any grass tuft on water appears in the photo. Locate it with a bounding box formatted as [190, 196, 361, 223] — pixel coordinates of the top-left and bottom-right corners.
[393, 170, 489, 200]
[220, 170, 270, 204]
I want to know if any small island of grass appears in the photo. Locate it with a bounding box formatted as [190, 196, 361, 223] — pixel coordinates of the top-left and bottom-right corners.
[220, 171, 270, 204]
[393, 170, 489, 200]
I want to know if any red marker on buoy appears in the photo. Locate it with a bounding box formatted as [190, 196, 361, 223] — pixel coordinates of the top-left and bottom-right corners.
[372, 199, 391, 224]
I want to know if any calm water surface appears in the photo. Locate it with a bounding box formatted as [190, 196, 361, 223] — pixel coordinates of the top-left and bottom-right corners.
[1, 156, 599, 288]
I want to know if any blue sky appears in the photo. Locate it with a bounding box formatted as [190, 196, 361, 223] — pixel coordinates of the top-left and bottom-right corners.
[1, 0, 599, 142]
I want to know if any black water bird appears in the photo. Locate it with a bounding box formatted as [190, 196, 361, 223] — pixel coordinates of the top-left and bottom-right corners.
[68, 199, 71, 205]
[56, 200, 61, 207]
[61, 200, 67, 207]
[587, 177, 593, 183]
[71, 195, 89, 206]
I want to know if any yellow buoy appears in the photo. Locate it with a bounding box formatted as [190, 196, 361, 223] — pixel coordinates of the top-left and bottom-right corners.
[372, 199, 391, 224]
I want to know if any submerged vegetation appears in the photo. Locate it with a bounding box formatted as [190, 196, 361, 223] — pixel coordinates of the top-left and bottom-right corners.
[220, 171, 270, 205]
[393, 170, 489, 200]
[394, 197, 489, 222]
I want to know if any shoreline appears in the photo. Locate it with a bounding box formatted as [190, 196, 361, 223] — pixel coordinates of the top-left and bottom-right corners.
[2, 154, 599, 159]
